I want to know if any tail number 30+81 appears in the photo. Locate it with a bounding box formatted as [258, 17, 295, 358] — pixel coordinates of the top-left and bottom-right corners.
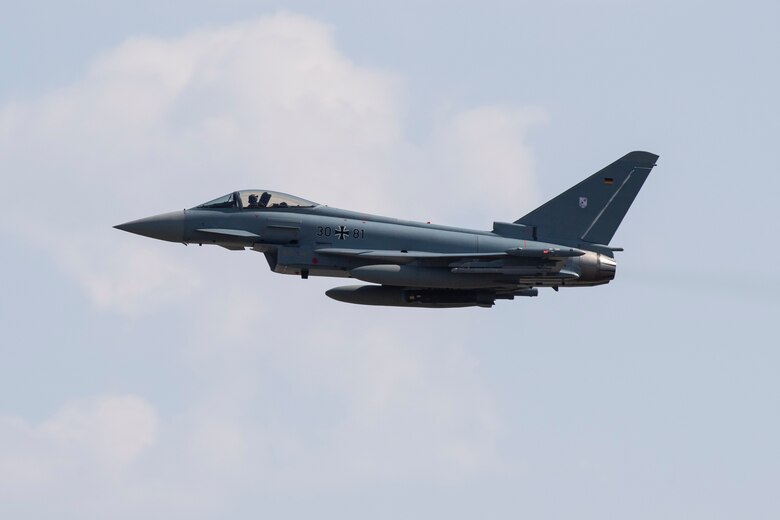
[317, 225, 365, 240]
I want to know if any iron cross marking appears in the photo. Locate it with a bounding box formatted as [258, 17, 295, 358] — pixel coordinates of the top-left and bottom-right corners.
[334, 225, 350, 240]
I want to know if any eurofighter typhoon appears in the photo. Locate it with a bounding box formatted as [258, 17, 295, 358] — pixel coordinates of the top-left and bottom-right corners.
[115, 151, 657, 308]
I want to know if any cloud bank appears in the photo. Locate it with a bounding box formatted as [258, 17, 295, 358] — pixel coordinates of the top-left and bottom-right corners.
[1, 13, 543, 313]
[0, 13, 542, 518]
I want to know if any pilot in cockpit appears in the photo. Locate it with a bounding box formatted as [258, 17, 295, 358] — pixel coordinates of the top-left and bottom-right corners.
[247, 193, 259, 207]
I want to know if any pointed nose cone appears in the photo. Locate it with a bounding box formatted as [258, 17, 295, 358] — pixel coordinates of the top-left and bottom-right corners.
[114, 210, 186, 242]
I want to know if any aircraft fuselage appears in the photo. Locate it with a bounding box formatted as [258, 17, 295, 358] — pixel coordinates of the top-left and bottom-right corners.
[115, 151, 656, 307]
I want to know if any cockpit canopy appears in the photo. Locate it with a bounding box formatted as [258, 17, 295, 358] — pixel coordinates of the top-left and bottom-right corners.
[194, 190, 317, 210]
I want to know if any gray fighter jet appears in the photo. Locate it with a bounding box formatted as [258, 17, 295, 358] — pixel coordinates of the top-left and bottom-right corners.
[115, 151, 657, 308]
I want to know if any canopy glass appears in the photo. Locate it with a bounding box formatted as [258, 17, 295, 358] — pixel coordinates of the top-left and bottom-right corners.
[195, 190, 317, 210]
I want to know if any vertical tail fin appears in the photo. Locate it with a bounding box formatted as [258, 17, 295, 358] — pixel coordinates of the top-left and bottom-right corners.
[515, 151, 658, 244]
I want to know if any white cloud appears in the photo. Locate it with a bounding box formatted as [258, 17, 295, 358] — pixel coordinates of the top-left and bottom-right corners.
[427, 106, 546, 225]
[0, 13, 542, 315]
[0, 12, 539, 517]
[323, 331, 503, 482]
[60, 239, 202, 315]
[39, 394, 159, 467]
[0, 342, 498, 515]
[0, 395, 158, 495]
[165, 305, 503, 485]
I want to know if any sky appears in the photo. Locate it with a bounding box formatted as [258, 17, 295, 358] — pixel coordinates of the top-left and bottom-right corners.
[1, 1, 779, 518]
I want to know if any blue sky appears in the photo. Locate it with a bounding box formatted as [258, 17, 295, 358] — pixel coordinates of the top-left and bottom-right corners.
[1, 2, 779, 519]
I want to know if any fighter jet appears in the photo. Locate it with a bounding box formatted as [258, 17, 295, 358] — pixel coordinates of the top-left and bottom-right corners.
[115, 151, 657, 308]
